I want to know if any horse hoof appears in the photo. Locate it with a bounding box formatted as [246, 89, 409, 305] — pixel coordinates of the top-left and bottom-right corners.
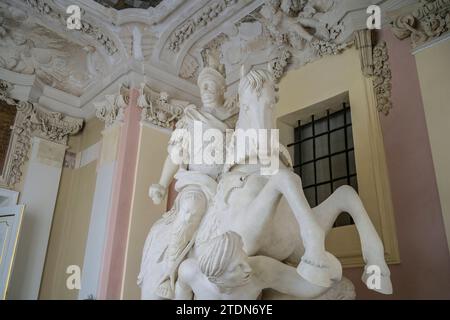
[326, 252, 343, 282]
[297, 253, 337, 288]
[361, 266, 393, 295]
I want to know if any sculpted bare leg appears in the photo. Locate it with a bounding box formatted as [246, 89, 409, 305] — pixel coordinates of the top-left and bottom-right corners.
[312, 185, 392, 294]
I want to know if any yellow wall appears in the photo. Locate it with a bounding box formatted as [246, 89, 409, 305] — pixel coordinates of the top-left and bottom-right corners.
[415, 39, 450, 252]
[39, 117, 103, 299]
[121, 124, 170, 299]
[276, 47, 399, 266]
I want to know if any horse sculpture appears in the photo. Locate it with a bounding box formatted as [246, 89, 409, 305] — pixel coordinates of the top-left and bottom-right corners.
[138, 67, 392, 299]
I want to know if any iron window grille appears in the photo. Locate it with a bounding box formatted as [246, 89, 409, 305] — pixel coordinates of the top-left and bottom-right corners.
[288, 103, 357, 228]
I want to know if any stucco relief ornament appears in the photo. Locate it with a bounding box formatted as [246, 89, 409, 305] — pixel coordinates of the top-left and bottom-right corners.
[0, 80, 15, 105]
[247, 0, 349, 81]
[269, 48, 291, 82]
[391, 0, 450, 48]
[0, 3, 109, 96]
[0, 79, 83, 186]
[137, 85, 185, 129]
[95, 85, 129, 128]
[257, 0, 333, 48]
[38, 111, 83, 142]
[20, 0, 118, 55]
[310, 21, 352, 57]
[372, 42, 393, 115]
[168, 0, 237, 52]
[179, 54, 200, 81]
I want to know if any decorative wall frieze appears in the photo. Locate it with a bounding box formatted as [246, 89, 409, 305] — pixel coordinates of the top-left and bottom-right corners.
[372, 41, 393, 115]
[310, 39, 352, 57]
[355, 30, 393, 116]
[168, 0, 237, 52]
[0, 79, 83, 187]
[137, 84, 186, 129]
[391, 0, 450, 48]
[269, 48, 291, 83]
[20, 0, 118, 55]
[95, 84, 130, 128]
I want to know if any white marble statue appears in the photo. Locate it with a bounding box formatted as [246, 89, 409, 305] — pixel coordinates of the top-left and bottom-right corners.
[139, 62, 393, 300]
[139, 50, 231, 299]
[175, 231, 349, 300]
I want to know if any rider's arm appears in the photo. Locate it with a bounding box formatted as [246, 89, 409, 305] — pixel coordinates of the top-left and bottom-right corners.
[158, 155, 179, 189]
[149, 155, 178, 204]
[252, 256, 326, 299]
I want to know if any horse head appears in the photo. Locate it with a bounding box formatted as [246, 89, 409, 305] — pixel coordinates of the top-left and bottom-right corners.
[236, 66, 279, 131]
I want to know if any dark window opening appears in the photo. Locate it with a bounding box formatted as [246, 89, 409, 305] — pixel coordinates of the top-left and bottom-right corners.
[288, 103, 357, 228]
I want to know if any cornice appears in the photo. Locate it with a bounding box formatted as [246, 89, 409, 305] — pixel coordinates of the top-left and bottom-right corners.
[0, 79, 83, 187]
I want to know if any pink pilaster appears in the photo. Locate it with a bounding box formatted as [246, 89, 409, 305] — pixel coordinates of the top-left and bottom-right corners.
[98, 88, 141, 299]
[345, 29, 450, 299]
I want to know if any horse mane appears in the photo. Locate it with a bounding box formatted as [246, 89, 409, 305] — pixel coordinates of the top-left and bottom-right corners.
[238, 69, 274, 97]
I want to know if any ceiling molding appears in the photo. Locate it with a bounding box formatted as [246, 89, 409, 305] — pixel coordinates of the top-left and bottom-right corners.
[389, 0, 450, 49]
[0, 0, 417, 120]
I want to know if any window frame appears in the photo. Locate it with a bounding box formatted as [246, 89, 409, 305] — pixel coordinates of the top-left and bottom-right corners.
[290, 104, 358, 218]
[277, 81, 400, 268]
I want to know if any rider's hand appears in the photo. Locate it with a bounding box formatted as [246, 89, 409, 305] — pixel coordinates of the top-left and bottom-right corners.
[149, 184, 166, 205]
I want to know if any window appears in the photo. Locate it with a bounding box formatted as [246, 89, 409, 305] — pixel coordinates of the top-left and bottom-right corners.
[288, 103, 356, 228]
[275, 48, 400, 267]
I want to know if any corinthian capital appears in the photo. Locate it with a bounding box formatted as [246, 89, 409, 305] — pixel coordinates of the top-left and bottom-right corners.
[0, 79, 83, 187]
[95, 84, 130, 128]
[137, 83, 186, 129]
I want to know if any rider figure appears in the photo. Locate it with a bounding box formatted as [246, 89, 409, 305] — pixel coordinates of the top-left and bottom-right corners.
[148, 49, 231, 299]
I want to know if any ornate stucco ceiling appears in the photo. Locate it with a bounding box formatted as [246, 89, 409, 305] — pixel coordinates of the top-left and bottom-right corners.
[93, 0, 164, 10]
[0, 0, 417, 119]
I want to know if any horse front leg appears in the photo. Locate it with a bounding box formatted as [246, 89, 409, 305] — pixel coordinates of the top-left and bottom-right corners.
[264, 169, 341, 288]
[313, 185, 392, 294]
[230, 178, 283, 256]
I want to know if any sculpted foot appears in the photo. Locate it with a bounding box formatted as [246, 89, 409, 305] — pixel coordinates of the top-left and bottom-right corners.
[297, 251, 339, 288]
[326, 252, 343, 282]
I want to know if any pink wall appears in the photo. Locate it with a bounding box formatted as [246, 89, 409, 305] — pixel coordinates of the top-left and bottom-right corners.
[344, 30, 450, 299]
